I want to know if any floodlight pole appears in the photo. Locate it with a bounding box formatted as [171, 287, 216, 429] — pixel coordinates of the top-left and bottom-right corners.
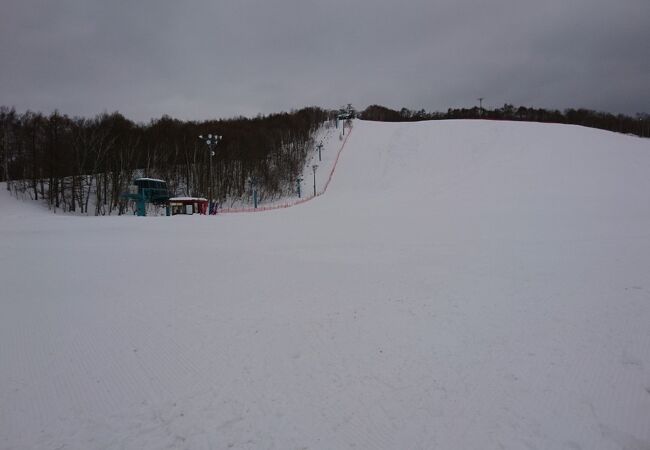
[317, 142, 323, 161]
[478, 98, 484, 117]
[209, 149, 213, 210]
[296, 176, 303, 198]
[199, 133, 222, 214]
[312, 164, 318, 197]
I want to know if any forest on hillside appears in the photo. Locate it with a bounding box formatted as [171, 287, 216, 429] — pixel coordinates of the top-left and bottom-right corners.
[359, 104, 650, 137]
[0, 107, 333, 214]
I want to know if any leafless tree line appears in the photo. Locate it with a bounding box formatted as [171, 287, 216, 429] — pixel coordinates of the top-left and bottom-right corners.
[360, 104, 650, 137]
[0, 106, 333, 214]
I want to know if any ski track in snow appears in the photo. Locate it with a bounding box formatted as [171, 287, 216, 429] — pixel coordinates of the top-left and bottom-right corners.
[1, 120, 650, 449]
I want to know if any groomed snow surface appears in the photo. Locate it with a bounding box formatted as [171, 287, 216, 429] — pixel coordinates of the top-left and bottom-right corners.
[1, 120, 650, 450]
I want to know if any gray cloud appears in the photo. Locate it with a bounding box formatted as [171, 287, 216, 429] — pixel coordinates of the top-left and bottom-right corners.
[1, 0, 648, 121]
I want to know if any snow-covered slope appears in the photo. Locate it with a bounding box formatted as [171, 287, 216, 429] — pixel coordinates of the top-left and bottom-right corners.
[1, 120, 649, 450]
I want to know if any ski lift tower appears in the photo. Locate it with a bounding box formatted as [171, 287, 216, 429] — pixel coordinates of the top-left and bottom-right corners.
[337, 112, 351, 135]
[312, 164, 318, 196]
[296, 176, 304, 198]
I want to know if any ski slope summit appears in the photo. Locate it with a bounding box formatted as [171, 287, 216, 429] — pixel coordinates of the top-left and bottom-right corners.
[1, 119, 650, 450]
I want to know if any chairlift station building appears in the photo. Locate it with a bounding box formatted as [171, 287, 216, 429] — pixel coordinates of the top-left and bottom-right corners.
[122, 178, 208, 216]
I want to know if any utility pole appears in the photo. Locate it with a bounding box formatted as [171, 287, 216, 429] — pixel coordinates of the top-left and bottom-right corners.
[312, 164, 318, 197]
[199, 133, 222, 214]
[316, 141, 323, 162]
[478, 98, 484, 117]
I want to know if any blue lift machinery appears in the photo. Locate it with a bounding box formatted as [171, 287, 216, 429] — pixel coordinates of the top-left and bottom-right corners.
[122, 178, 172, 216]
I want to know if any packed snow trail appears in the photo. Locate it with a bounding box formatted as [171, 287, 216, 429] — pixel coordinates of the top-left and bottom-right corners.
[1, 120, 650, 450]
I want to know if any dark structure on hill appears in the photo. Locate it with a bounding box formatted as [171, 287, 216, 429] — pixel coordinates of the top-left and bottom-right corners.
[121, 178, 172, 216]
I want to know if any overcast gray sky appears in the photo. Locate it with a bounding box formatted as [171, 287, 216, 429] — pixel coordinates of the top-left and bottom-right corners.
[1, 0, 648, 121]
